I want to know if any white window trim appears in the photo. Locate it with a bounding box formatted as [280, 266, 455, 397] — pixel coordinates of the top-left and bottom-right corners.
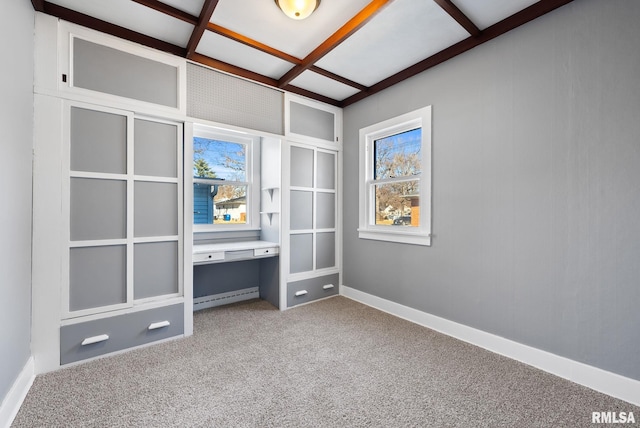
[192, 124, 261, 233]
[358, 106, 432, 246]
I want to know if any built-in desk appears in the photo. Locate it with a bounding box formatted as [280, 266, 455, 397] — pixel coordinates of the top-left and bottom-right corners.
[193, 240, 279, 265]
[192, 240, 280, 310]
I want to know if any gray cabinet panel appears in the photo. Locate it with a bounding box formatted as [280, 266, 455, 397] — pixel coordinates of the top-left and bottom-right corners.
[134, 119, 178, 177]
[316, 192, 335, 229]
[290, 190, 313, 230]
[290, 234, 313, 273]
[287, 144, 338, 276]
[70, 178, 126, 241]
[134, 242, 179, 299]
[287, 273, 339, 307]
[316, 151, 335, 190]
[60, 304, 184, 365]
[70, 245, 126, 311]
[134, 182, 178, 237]
[290, 146, 313, 187]
[290, 102, 335, 142]
[73, 38, 178, 108]
[65, 103, 183, 365]
[316, 232, 335, 270]
[70, 107, 127, 174]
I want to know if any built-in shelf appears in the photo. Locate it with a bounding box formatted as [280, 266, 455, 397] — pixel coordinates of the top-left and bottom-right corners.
[261, 187, 279, 225]
[262, 187, 278, 202]
[260, 211, 279, 225]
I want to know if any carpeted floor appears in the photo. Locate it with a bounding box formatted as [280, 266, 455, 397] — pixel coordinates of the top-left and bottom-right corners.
[12, 296, 639, 427]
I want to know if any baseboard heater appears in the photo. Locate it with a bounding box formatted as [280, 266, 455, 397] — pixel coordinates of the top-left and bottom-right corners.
[193, 287, 259, 311]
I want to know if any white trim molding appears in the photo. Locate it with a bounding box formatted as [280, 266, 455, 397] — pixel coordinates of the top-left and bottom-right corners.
[0, 357, 35, 428]
[341, 285, 640, 407]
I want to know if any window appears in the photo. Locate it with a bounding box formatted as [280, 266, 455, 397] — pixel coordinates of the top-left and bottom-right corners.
[358, 106, 432, 246]
[192, 125, 260, 230]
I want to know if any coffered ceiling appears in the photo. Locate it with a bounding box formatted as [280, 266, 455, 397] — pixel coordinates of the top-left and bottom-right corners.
[30, 0, 574, 107]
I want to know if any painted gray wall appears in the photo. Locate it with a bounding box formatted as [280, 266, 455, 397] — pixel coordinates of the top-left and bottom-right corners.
[343, 0, 640, 381]
[0, 0, 34, 401]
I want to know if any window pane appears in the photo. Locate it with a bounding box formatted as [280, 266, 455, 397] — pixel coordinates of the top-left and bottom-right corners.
[374, 128, 421, 180]
[194, 183, 248, 225]
[193, 137, 246, 181]
[214, 185, 247, 224]
[374, 180, 419, 227]
[193, 182, 214, 224]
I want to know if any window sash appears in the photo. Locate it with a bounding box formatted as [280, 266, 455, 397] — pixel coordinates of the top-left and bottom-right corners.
[368, 174, 422, 185]
[191, 124, 260, 231]
[373, 127, 422, 181]
[366, 180, 423, 228]
[358, 105, 431, 246]
[193, 177, 248, 187]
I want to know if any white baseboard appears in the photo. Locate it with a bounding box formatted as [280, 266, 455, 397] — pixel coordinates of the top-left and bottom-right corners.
[341, 285, 640, 407]
[0, 357, 35, 428]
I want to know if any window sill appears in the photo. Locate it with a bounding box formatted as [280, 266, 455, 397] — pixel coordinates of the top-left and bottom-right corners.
[357, 228, 431, 246]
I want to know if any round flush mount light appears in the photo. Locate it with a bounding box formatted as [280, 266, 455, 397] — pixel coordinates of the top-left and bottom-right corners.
[274, 0, 321, 20]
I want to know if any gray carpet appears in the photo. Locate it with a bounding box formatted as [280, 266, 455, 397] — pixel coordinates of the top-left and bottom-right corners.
[13, 296, 639, 427]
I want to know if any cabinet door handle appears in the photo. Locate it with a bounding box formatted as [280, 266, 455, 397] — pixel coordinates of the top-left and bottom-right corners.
[295, 290, 308, 297]
[322, 284, 334, 290]
[148, 321, 170, 330]
[81, 334, 109, 346]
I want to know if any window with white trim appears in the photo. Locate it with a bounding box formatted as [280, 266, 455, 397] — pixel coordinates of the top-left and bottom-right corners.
[192, 124, 260, 231]
[358, 106, 432, 246]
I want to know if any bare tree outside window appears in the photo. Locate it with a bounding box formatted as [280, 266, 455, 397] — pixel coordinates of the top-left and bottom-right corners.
[373, 128, 421, 226]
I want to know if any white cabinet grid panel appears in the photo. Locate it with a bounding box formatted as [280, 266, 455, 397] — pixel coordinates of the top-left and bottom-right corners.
[288, 144, 338, 276]
[64, 103, 183, 319]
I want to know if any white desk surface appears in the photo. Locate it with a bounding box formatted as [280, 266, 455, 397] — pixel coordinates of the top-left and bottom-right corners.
[193, 240, 279, 254]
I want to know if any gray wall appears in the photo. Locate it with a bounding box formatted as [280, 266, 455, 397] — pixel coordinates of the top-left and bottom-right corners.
[0, 0, 34, 401]
[343, 0, 640, 382]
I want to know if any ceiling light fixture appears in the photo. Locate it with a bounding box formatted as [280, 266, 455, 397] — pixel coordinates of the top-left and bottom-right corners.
[274, 0, 320, 20]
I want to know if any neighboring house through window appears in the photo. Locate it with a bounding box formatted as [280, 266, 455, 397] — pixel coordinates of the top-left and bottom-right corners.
[358, 106, 432, 246]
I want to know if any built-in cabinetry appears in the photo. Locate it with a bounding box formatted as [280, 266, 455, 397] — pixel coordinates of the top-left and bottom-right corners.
[190, 94, 342, 311]
[282, 95, 342, 308]
[60, 103, 184, 364]
[31, 15, 342, 375]
[189, 125, 283, 310]
[32, 17, 188, 373]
